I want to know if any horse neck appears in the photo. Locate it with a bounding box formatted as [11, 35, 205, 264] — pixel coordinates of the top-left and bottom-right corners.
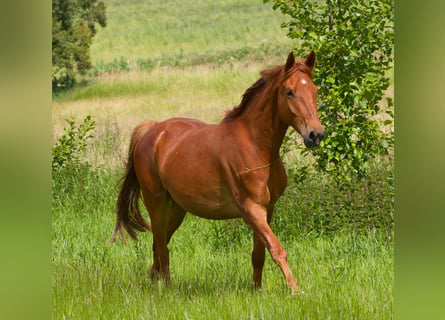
[236, 88, 288, 160]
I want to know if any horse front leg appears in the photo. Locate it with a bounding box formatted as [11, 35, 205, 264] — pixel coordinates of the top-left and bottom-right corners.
[252, 232, 265, 290]
[251, 206, 274, 290]
[243, 199, 299, 293]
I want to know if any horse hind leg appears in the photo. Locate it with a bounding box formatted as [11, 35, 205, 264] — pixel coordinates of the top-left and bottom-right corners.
[144, 193, 186, 283]
[131, 126, 186, 283]
[165, 199, 186, 245]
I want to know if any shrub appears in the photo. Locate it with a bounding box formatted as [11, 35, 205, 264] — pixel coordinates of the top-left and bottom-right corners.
[52, 115, 96, 170]
[273, 163, 394, 243]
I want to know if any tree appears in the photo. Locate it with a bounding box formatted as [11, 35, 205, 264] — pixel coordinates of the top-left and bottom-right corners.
[266, 0, 394, 180]
[52, 0, 106, 89]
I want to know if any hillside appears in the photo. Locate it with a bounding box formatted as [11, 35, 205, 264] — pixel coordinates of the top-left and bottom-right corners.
[90, 0, 292, 64]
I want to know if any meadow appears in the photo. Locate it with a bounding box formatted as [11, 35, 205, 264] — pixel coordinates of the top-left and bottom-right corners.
[52, 0, 393, 319]
[52, 164, 393, 319]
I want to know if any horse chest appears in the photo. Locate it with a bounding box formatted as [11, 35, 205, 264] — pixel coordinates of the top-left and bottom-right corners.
[267, 164, 288, 204]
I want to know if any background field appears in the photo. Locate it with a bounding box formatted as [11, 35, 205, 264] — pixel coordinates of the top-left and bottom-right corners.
[52, 0, 393, 319]
[89, 0, 293, 65]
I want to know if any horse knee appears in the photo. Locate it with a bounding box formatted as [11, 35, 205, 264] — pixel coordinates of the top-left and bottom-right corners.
[270, 247, 287, 265]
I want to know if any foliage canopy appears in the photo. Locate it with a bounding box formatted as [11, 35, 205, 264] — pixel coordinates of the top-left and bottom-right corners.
[267, 0, 394, 179]
[52, 0, 106, 89]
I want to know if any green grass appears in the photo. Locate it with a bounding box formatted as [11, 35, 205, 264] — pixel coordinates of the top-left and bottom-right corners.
[52, 166, 393, 319]
[90, 0, 292, 65]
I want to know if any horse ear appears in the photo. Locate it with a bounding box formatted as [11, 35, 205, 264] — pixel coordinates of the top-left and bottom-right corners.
[305, 51, 316, 70]
[285, 51, 295, 71]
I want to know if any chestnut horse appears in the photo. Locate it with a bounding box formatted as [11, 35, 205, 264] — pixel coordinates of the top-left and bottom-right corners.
[111, 51, 324, 293]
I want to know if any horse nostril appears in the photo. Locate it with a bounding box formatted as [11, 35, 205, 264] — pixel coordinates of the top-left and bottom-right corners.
[308, 130, 316, 142]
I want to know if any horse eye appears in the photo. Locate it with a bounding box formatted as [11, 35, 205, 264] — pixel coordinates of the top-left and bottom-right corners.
[286, 89, 294, 98]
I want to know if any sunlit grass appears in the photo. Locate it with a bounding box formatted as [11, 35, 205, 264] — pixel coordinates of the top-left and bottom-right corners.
[91, 0, 292, 64]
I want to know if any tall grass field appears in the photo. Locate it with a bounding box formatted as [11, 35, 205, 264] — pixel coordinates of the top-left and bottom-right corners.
[52, 0, 394, 319]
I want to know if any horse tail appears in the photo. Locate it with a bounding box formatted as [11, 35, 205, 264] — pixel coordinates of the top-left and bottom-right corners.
[110, 120, 157, 244]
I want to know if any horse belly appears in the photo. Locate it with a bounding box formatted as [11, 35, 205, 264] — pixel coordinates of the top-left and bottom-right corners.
[165, 176, 241, 219]
[161, 160, 240, 219]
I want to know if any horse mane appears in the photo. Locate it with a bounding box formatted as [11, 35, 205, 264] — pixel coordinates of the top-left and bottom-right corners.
[224, 62, 313, 120]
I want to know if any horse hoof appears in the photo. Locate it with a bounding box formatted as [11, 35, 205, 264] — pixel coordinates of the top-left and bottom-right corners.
[147, 268, 156, 279]
[289, 284, 301, 295]
[292, 288, 305, 296]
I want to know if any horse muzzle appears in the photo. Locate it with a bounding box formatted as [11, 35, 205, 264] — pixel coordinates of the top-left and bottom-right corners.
[303, 128, 324, 148]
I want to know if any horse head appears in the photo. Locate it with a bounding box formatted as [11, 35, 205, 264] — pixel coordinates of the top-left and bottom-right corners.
[277, 51, 324, 148]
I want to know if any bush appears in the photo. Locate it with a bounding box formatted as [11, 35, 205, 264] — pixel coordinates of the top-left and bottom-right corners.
[52, 115, 96, 170]
[274, 164, 394, 242]
[266, 0, 394, 180]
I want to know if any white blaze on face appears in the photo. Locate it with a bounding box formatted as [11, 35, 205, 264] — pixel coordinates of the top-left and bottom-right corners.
[301, 79, 307, 85]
